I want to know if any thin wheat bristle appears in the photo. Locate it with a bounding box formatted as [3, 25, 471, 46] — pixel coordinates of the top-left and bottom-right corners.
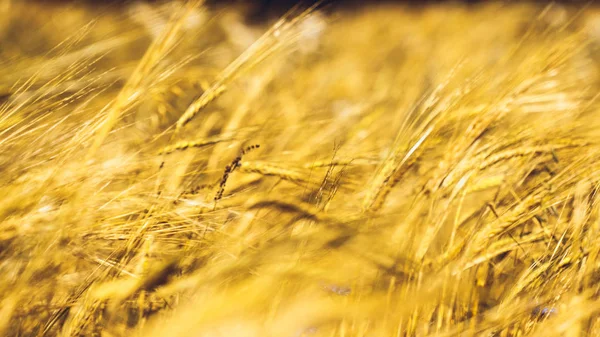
[157, 135, 234, 155]
[214, 144, 260, 203]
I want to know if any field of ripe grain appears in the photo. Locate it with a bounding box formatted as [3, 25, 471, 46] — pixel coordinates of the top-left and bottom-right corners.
[3, 1, 600, 336]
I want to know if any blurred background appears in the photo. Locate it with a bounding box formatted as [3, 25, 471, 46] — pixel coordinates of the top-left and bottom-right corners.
[30, 0, 590, 23]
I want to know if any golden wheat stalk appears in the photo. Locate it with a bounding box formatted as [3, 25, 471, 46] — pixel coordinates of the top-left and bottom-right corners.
[87, 0, 203, 159]
[157, 135, 235, 155]
[238, 160, 315, 186]
[362, 126, 434, 213]
[477, 141, 590, 171]
[247, 198, 322, 221]
[440, 140, 590, 191]
[175, 5, 322, 131]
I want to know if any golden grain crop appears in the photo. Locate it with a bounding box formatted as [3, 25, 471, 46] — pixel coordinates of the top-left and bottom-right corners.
[2, 1, 600, 336]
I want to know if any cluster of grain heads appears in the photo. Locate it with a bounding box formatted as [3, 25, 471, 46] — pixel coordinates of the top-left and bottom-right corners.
[3, 1, 600, 337]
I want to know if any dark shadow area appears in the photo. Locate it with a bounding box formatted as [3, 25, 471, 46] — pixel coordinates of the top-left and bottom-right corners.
[27, 0, 592, 24]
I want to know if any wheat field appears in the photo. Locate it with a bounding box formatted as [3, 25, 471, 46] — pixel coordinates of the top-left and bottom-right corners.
[3, 0, 600, 336]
